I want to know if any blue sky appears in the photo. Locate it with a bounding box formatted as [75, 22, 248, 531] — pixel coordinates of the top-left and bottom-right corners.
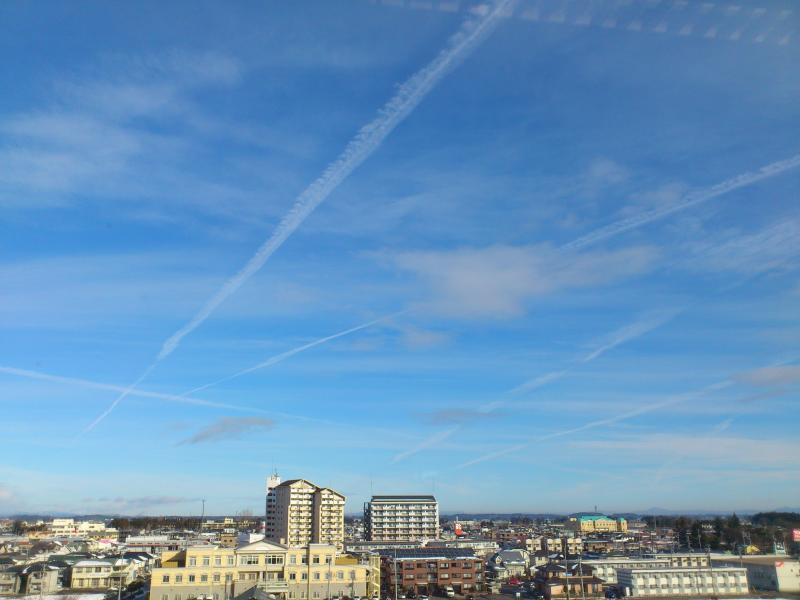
[1, 0, 799, 517]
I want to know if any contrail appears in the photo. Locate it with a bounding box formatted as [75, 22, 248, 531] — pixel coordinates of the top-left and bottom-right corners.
[393, 310, 677, 462]
[510, 308, 680, 394]
[0, 364, 369, 427]
[562, 153, 800, 251]
[458, 380, 733, 467]
[0, 365, 267, 414]
[391, 426, 460, 463]
[83, 0, 514, 432]
[182, 311, 405, 396]
[156, 0, 514, 362]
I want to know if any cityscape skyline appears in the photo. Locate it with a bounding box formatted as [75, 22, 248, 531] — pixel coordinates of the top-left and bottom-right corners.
[2, 0, 799, 516]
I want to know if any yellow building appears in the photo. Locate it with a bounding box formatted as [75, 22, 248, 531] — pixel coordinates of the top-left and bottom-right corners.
[568, 515, 627, 534]
[149, 540, 379, 600]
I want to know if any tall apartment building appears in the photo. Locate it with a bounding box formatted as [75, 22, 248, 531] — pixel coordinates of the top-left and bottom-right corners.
[364, 495, 439, 541]
[265, 478, 345, 549]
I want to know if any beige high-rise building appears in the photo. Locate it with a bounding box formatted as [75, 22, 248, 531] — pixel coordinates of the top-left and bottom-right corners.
[266, 478, 345, 549]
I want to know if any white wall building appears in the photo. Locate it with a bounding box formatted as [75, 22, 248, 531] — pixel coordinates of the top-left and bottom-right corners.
[364, 495, 439, 541]
[617, 566, 748, 597]
[583, 558, 672, 584]
[712, 556, 800, 593]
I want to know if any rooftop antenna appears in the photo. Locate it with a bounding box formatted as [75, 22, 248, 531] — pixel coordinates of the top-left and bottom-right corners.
[200, 498, 206, 534]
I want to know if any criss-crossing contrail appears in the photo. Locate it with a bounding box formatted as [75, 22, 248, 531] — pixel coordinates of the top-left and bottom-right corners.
[392, 310, 678, 462]
[182, 311, 405, 396]
[458, 380, 733, 468]
[83, 0, 514, 433]
[0, 365, 267, 414]
[562, 153, 800, 251]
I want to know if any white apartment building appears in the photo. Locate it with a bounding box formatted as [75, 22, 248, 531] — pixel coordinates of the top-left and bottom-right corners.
[50, 518, 117, 538]
[617, 566, 748, 597]
[265, 478, 345, 549]
[583, 558, 672, 584]
[364, 495, 439, 541]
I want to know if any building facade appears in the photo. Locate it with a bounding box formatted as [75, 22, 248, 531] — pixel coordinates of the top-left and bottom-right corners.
[712, 557, 800, 593]
[266, 479, 345, 549]
[70, 559, 139, 590]
[582, 558, 671, 584]
[567, 515, 627, 534]
[150, 540, 379, 600]
[617, 566, 748, 597]
[379, 548, 484, 595]
[364, 496, 439, 542]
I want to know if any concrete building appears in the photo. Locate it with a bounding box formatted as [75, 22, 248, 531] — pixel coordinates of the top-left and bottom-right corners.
[149, 540, 379, 600]
[364, 496, 439, 542]
[379, 548, 484, 595]
[712, 556, 800, 593]
[567, 515, 627, 534]
[617, 566, 748, 597]
[50, 518, 118, 539]
[540, 538, 583, 556]
[266, 479, 345, 549]
[640, 553, 709, 568]
[582, 558, 672, 584]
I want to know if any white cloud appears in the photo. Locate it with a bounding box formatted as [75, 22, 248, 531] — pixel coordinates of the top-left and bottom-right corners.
[388, 244, 657, 317]
[684, 218, 800, 276]
[737, 365, 800, 387]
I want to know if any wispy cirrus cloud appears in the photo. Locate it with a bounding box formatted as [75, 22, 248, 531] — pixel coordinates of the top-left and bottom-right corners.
[388, 244, 656, 318]
[178, 417, 275, 445]
[737, 364, 800, 387]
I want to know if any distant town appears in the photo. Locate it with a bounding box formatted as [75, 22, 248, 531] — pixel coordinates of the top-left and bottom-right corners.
[2, 475, 799, 600]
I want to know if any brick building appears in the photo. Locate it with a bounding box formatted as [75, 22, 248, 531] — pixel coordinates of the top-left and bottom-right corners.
[379, 548, 484, 595]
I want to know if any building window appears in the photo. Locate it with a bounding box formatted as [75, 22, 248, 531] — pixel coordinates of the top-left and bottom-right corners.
[290, 573, 296, 581]
[176, 576, 183, 583]
[290, 556, 297, 565]
[213, 574, 220, 582]
[188, 575, 195, 583]
[189, 558, 196, 567]
[312, 555, 320, 564]
[301, 573, 307, 581]
[301, 556, 308, 565]
[162, 576, 170, 583]
[162, 595, 168, 600]
[240, 555, 259, 565]
[174, 595, 181, 600]
[225, 574, 232, 582]
[267, 555, 284, 565]
[200, 575, 208, 583]
[215, 557, 221, 566]
[203, 557, 210, 566]
[314, 573, 320, 581]
[337, 572, 344, 580]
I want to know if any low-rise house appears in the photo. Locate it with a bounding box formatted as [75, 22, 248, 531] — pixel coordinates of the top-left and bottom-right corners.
[534, 564, 603, 599]
[70, 558, 139, 590]
[488, 549, 529, 580]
